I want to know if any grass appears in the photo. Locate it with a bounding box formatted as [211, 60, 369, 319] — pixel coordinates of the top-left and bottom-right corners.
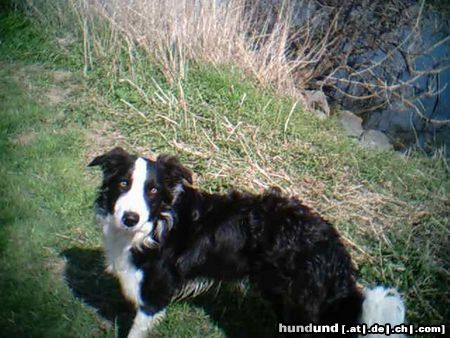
[0, 6, 449, 338]
[0, 65, 98, 337]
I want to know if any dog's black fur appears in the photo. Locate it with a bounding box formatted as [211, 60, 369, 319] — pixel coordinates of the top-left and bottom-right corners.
[131, 155, 363, 336]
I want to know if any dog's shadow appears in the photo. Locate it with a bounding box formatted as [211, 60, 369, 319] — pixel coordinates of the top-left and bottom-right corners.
[62, 248, 134, 337]
[62, 247, 276, 338]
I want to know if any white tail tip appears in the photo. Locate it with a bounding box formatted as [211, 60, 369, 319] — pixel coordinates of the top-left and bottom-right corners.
[360, 286, 406, 338]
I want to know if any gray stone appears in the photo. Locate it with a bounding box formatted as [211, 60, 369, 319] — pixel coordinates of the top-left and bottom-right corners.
[338, 110, 363, 138]
[360, 130, 393, 151]
[304, 90, 330, 119]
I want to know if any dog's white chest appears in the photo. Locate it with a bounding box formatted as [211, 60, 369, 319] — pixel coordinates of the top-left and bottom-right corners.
[102, 221, 143, 307]
[116, 254, 143, 307]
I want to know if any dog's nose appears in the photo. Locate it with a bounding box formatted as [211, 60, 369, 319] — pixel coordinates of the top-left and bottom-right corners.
[122, 211, 140, 227]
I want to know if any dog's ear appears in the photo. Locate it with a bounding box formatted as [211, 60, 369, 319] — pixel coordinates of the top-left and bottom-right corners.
[156, 155, 193, 189]
[88, 147, 130, 176]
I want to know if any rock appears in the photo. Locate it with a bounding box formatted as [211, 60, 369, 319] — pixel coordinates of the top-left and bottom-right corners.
[360, 129, 393, 151]
[293, 1, 450, 154]
[304, 90, 330, 119]
[337, 110, 363, 138]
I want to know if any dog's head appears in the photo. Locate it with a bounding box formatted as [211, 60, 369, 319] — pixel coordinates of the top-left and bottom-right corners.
[89, 149, 192, 241]
[89, 147, 158, 233]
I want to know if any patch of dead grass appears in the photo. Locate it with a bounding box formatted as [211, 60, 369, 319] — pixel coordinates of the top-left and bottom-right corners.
[11, 129, 37, 146]
[83, 119, 157, 164]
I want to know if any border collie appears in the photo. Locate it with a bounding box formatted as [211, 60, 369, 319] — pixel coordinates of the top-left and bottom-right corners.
[89, 147, 405, 338]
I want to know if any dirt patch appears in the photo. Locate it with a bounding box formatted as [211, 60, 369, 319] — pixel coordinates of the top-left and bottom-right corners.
[12, 130, 37, 146]
[11, 63, 43, 92]
[84, 120, 129, 160]
[45, 71, 81, 106]
[84, 120, 156, 164]
[45, 85, 80, 106]
[45, 86, 69, 105]
[8, 63, 81, 106]
[52, 70, 73, 83]
[43, 257, 66, 276]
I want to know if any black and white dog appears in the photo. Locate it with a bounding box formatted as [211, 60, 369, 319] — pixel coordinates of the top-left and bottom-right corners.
[89, 147, 405, 338]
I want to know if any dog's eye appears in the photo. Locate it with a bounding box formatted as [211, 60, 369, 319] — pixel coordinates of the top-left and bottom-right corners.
[119, 180, 129, 189]
[148, 187, 158, 196]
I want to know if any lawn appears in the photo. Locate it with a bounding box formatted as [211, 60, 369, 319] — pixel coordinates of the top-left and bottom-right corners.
[0, 5, 448, 338]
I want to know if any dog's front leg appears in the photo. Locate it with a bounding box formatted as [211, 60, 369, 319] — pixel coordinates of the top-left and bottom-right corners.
[127, 308, 166, 338]
[127, 259, 177, 338]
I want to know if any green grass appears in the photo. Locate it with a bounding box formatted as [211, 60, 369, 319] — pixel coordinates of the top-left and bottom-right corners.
[1, 15, 56, 64]
[0, 63, 101, 337]
[0, 8, 449, 338]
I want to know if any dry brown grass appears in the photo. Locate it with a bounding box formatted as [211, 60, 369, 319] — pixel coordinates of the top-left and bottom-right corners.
[82, 0, 304, 95]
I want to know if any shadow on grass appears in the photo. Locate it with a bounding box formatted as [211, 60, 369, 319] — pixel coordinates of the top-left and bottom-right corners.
[61, 248, 134, 337]
[62, 247, 276, 338]
[191, 284, 277, 338]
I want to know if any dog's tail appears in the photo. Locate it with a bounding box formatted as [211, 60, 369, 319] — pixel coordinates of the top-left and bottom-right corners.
[359, 286, 406, 338]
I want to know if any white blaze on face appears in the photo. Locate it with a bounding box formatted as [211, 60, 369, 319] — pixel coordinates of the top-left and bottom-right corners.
[114, 157, 149, 229]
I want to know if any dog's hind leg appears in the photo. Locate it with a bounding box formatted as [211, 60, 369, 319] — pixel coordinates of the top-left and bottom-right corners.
[127, 309, 166, 338]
